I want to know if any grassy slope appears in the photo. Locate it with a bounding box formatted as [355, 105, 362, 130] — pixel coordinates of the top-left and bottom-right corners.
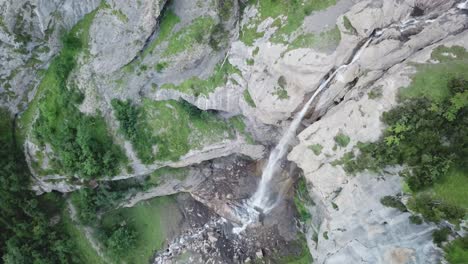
[100, 196, 179, 264]
[62, 210, 106, 264]
[241, 0, 337, 45]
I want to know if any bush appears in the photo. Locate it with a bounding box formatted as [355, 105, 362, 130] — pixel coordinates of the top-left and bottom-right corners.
[433, 227, 451, 246]
[334, 132, 350, 147]
[380, 196, 407, 212]
[106, 225, 136, 259]
[444, 235, 468, 264]
[409, 215, 423, 225]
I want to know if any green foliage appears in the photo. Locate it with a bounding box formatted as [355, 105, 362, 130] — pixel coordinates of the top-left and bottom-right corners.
[407, 193, 465, 224]
[368, 85, 383, 99]
[143, 10, 180, 58]
[105, 225, 136, 259]
[334, 132, 350, 147]
[309, 144, 323, 155]
[161, 61, 240, 96]
[444, 235, 468, 264]
[275, 234, 313, 264]
[409, 215, 423, 225]
[243, 89, 256, 107]
[246, 58, 254, 65]
[71, 186, 124, 225]
[294, 177, 313, 222]
[399, 46, 468, 102]
[240, 0, 337, 45]
[432, 227, 451, 246]
[99, 196, 177, 263]
[0, 109, 79, 263]
[155, 61, 168, 73]
[112, 99, 234, 163]
[343, 16, 356, 34]
[380, 196, 407, 212]
[273, 86, 289, 100]
[288, 26, 341, 52]
[163, 16, 215, 56]
[23, 7, 125, 179]
[323, 231, 329, 240]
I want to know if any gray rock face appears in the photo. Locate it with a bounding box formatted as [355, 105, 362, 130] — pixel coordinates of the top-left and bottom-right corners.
[289, 6, 468, 262]
[89, 0, 164, 74]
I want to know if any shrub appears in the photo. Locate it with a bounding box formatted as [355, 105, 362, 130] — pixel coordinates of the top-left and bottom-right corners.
[433, 227, 451, 246]
[380, 196, 407, 212]
[334, 133, 350, 147]
[409, 215, 423, 225]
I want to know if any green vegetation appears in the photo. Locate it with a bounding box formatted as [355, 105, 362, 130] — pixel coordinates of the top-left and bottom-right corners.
[229, 115, 255, 144]
[294, 176, 313, 222]
[113, 99, 234, 163]
[309, 144, 323, 155]
[275, 234, 313, 264]
[243, 89, 257, 107]
[99, 196, 178, 263]
[163, 16, 215, 56]
[161, 61, 240, 96]
[343, 16, 357, 35]
[334, 132, 350, 147]
[380, 196, 407, 212]
[368, 85, 383, 99]
[444, 235, 468, 264]
[432, 227, 451, 246]
[246, 58, 254, 65]
[155, 61, 169, 73]
[323, 231, 329, 240]
[111, 9, 128, 23]
[241, 0, 337, 45]
[409, 215, 423, 225]
[143, 10, 181, 58]
[0, 109, 81, 263]
[62, 211, 106, 264]
[273, 86, 289, 99]
[19, 5, 125, 179]
[288, 26, 341, 52]
[336, 46, 468, 225]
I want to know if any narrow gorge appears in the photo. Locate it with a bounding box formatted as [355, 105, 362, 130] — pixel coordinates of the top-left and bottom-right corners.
[1, 0, 467, 263]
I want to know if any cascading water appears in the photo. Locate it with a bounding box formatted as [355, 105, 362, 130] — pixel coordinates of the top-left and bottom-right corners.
[233, 35, 376, 234]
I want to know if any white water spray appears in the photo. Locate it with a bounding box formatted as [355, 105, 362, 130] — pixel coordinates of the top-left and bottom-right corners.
[233, 36, 374, 233]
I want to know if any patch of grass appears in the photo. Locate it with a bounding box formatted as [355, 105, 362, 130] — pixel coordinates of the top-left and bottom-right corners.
[334, 132, 350, 147]
[161, 61, 240, 96]
[287, 26, 341, 52]
[294, 176, 313, 222]
[163, 16, 215, 56]
[241, 0, 337, 45]
[433, 168, 468, 209]
[229, 115, 255, 144]
[155, 61, 169, 73]
[444, 235, 468, 264]
[309, 144, 323, 155]
[243, 89, 256, 107]
[143, 10, 181, 58]
[62, 209, 106, 264]
[273, 86, 289, 100]
[380, 196, 407, 212]
[368, 85, 383, 99]
[246, 58, 254, 65]
[113, 99, 234, 163]
[111, 9, 128, 23]
[409, 215, 423, 225]
[343, 16, 357, 34]
[275, 234, 313, 264]
[400, 46, 468, 103]
[323, 231, 329, 240]
[100, 196, 178, 264]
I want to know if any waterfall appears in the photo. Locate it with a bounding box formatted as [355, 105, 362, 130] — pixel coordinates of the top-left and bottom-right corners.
[233, 36, 375, 234]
